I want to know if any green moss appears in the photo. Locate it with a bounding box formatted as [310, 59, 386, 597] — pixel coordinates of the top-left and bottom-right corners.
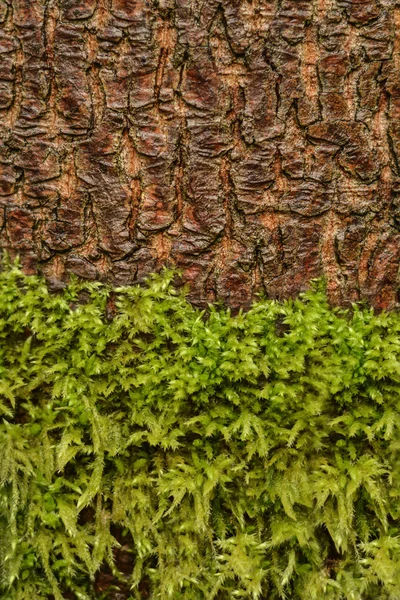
[1, 256, 400, 599]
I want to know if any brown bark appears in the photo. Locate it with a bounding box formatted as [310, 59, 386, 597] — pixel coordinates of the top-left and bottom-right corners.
[0, 0, 399, 310]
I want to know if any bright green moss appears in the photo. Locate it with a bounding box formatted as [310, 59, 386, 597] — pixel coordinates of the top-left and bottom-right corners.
[1, 256, 400, 599]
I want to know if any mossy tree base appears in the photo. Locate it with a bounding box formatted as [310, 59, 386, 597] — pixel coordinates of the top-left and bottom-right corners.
[1, 259, 400, 599]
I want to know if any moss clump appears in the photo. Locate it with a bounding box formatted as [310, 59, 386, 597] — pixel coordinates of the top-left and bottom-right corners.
[1, 257, 400, 599]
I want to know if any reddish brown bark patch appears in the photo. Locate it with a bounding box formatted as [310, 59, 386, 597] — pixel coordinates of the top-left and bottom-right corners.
[0, 0, 399, 310]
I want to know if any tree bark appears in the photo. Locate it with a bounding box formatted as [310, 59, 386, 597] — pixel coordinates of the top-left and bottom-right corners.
[0, 0, 399, 310]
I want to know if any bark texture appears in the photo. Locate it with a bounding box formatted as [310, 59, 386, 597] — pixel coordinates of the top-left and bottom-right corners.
[0, 0, 399, 309]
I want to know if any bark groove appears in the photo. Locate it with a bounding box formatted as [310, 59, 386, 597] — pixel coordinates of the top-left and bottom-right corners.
[1, 0, 400, 309]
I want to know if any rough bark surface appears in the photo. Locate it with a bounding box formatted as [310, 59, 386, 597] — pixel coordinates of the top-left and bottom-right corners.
[0, 0, 399, 309]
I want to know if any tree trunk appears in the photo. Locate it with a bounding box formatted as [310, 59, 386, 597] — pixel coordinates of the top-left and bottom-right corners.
[0, 0, 399, 310]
